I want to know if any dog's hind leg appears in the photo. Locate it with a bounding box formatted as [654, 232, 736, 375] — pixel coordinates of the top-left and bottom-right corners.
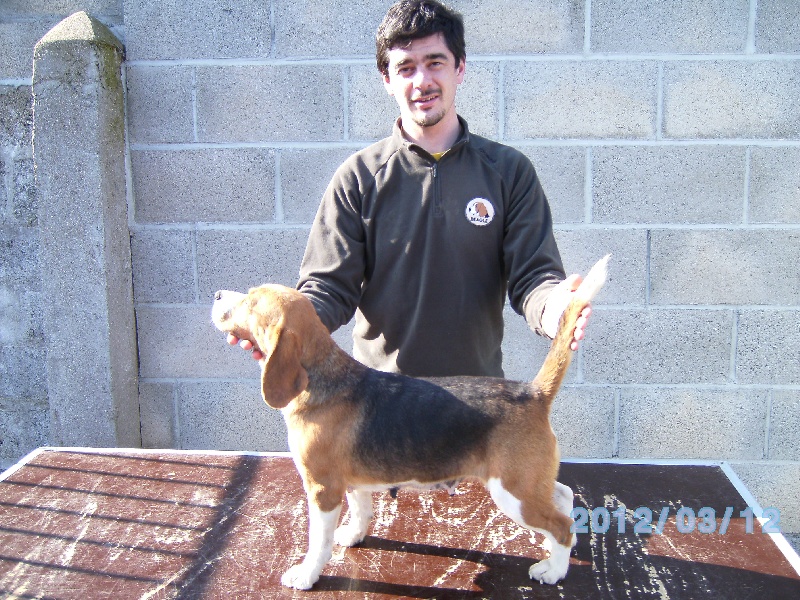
[487, 478, 573, 585]
[281, 499, 342, 590]
[552, 481, 573, 515]
[335, 489, 374, 547]
[552, 481, 578, 548]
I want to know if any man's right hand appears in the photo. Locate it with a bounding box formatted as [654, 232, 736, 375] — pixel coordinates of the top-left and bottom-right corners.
[227, 334, 264, 361]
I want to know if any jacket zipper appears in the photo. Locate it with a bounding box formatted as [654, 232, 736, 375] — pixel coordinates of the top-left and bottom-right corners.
[432, 162, 444, 218]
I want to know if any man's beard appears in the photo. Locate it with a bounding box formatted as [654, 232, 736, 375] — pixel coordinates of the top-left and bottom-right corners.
[409, 88, 446, 128]
[411, 107, 446, 128]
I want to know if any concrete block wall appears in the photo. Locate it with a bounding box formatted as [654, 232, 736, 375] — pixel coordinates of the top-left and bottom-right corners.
[122, 0, 800, 531]
[1, 0, 798, 534]
[0, 126, 46, 462]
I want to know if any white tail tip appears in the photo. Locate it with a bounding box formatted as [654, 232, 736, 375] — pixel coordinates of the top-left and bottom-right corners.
[576, 254, 611, 303]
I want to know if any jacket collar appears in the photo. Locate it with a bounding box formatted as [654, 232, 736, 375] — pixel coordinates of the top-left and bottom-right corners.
[392, 115, 471, 160]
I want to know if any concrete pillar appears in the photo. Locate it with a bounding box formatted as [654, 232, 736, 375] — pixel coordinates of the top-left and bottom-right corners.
[32, 12, 140, 447]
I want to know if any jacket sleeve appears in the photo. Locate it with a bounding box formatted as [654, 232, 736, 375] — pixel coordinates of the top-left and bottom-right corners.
[502, 152, 566, 337]
[296, 165, 366, 333]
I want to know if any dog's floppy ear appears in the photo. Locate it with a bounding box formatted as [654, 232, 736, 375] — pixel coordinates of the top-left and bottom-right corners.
[260, 323, 309, 409]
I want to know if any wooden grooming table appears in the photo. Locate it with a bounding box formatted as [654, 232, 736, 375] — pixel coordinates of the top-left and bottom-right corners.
[1, 449, 798, 599]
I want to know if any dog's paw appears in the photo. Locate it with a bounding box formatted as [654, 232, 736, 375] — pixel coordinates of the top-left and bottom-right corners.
[529, 557, 569, 585]
[334, 523, 367, 547]
[281, 564, 319, 590]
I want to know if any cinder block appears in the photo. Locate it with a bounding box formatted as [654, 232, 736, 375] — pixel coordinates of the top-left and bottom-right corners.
[130, 228, 195, 304]
[756, 0, 800, 53]
[131, 148, 275, 223]
[769, 390, 800, 461]
[0, 22, 53, 80]
[518, 146, 586, 224]
[0, 152, 5, 206]
[4, 1, 122, 19]
[731, 462, 800, 533]
[737, 310, 800, 386]
[501, 305, 555, 381]
[504, 61, 658, 140]
[0, 84, 33, 146]
[583, 309, 734, 385]
[348, 64, 399, 141]
[456, 61, 499, 140]
[124, 0, 271, 60]
[0, 342, 46, 397]
[178, 380, 288, 451]
[457, 0, 583, 54]
[0, 395, 48, 467]
[136, 305, 254, 379]
[0, 158, 5, 223]
[195, 228, 309, 299]
[280, 147, 357, 223]
[592, 146, 746, 224]
[553, 228, 648, 306]
[618, 389, 768, 460]
[0, 225, 40, 292]
[195, 65, 344, 142]
[0, 86, 36, 225]
[551, 386, 616, 459]
[125, 66, 194, 144]
[664, 61, 800, 139]
[650, 230, 800, 306]
[11, 156, 37, 226]
[0, 288, 42, 347]
[749, 147, 800, 224]
[138, 382, 176, 449]
[272, 0, 385, 59]
[591, 0, 748, 53]
[0, 292, 42, 411]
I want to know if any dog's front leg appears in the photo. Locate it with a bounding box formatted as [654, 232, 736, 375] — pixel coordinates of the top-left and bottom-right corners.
[281, 499, 342, 590]
[335, 489, 374, 547]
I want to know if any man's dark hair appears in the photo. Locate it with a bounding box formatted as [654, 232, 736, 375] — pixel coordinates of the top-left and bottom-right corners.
[376, 0, 466, 76]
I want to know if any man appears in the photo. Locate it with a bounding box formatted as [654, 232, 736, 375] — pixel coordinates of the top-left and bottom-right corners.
[231, 0, 590, 376]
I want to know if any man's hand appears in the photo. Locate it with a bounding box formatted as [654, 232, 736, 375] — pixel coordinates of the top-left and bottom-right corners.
[227, 333, 264, 361]
[541, 274, 592, 351]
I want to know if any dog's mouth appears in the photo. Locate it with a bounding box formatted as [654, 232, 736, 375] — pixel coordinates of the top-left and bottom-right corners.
[212, 290, 246, 328]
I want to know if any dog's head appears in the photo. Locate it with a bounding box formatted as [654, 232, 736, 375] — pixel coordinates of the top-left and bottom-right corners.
[212, 285, 319, 409]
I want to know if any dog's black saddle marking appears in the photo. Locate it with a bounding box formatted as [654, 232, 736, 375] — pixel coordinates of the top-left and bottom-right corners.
[352, 370, 532, 482]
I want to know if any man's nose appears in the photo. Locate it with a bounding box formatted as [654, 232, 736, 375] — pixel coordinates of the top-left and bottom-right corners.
[413, 66, 432, 88]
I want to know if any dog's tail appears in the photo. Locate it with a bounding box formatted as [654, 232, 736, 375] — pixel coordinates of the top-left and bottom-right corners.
[533, 255, 610, 401]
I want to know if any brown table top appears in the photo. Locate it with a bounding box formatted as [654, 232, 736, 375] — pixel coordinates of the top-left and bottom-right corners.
[1, 449, 798, 599]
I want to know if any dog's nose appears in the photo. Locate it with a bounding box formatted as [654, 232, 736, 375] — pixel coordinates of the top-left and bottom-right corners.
[214, 291, 223, 301]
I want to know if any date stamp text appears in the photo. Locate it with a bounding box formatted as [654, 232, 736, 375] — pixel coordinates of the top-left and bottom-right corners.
[570, 505, 781, 535]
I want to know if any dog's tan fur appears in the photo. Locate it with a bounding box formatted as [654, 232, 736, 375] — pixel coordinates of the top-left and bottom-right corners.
[212, 255, 609, 590]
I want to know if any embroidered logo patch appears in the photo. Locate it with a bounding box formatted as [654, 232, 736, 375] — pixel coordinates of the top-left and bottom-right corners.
[465, 198, 495, 226]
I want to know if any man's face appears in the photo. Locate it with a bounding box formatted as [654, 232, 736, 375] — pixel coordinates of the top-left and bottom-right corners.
[382, 33, 465, 132]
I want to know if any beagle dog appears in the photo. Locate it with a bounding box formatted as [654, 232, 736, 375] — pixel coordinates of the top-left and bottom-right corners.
[212, 255, 609, 590]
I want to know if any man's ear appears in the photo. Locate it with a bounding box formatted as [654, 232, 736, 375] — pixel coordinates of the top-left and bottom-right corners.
[382, 72, 394, 96]
[259, 325, 308, 409]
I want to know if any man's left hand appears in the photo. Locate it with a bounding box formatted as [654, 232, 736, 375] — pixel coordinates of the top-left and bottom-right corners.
[542, 274, 592, 351]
